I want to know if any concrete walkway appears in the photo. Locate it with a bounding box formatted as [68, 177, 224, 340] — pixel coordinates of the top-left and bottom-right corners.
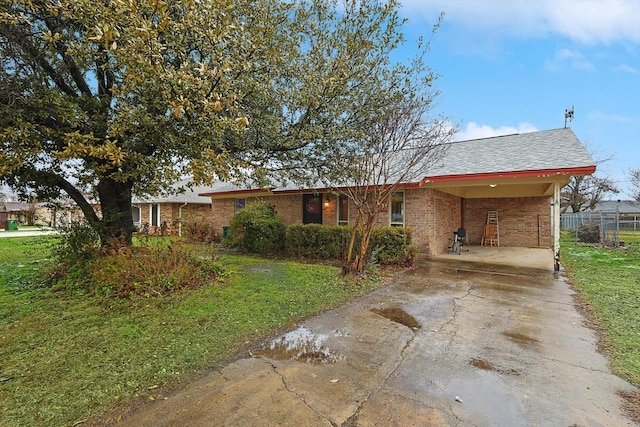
[0, 228, 58, 238]
[108, 258, 638, 427]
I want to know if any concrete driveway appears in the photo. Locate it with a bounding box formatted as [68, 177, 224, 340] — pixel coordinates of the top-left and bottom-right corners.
[112, 258, 638, 426]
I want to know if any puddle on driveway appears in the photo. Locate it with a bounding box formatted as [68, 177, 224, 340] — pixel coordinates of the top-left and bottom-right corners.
[371, 306, 421, 331]
[256, 326, 343, 364]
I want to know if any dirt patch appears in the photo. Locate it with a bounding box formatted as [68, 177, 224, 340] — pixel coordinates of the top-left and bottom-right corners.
[469, 358, 520, 376]
[502, 331, 538, 346]
[620, 390, 640, 424]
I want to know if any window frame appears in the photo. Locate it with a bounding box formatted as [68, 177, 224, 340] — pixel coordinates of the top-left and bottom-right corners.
[235, 198, 246, 212]
[389, 191, 405, 227]
[337, 194, 349, 226]
[150, 203, 161, 227]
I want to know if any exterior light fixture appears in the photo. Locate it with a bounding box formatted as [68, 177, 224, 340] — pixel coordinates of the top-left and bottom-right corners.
[489, 184, 497, 188]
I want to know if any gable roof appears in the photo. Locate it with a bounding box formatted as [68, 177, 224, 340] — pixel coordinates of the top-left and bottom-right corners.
[200, 127, 596, 198]
[593, 200, 640, 213]
[423, 128, 595, 182]
[134, 179, 212, 204]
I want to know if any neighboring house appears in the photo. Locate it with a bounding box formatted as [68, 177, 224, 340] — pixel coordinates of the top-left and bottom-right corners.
[200, 128, 595, 267]
[592, 200, 640, 231]
[133, 180, 213, 235]
[1, 201, 32, 224]
[593, 200, 640, 214]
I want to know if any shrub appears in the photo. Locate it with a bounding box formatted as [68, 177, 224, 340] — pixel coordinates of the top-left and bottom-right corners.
[369, 227, 414, 265]
[184, 221, 220, 243]
[52, 221, 100, 264]
[577, 221, 601, 243]
[50, 240, 224, 298]
[228, 201, 286, 254]
[242, 217, 286, 254]
[284, 224, 414, 266]
[285, 224, 350, 259]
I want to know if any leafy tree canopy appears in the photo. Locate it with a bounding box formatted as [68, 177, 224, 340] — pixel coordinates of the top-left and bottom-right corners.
[1, 0, 436, 246]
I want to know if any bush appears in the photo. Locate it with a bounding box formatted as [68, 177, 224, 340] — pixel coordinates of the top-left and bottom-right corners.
[369, 227, 414, 265]
[50, 240, 224, 298]
[184, 221, 219, 243]
[284, 224, 414, 266]
[228, 201, 286, 254]
[53, 221, 101, 264]
[285, 224, 350, 259]
[242, 217, 286, 254]
[577, 221, 601, 243]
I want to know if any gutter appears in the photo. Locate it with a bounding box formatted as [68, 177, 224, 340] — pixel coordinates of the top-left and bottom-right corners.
[178, 202, 188, 236]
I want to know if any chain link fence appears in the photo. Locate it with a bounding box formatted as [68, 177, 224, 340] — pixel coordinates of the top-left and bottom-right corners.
[561, 210, 640, 246]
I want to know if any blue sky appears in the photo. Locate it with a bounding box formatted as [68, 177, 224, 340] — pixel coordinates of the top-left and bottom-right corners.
[398, 0, 640, 197]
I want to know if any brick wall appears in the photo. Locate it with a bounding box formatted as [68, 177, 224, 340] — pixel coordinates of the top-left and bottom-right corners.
[463, 197, 552, 247]
[404, 188, 462, 257]
[206, 191, 552, 256]
[138, 202, 213, 235]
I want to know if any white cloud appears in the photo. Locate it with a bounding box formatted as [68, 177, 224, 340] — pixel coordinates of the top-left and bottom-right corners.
[402, 0, 640, 44]
[613, 64, 639, 74]
[545, 48, 595, 71]
[455, 122, 539, 141]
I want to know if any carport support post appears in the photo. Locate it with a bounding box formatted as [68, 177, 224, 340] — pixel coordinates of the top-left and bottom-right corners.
[553, 183, 561, 271]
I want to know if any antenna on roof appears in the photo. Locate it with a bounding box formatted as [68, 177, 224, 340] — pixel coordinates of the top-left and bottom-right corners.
[564, 106, 574, 128]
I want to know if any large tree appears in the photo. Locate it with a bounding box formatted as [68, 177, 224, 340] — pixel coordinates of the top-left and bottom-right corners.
[1, 0, 424, 247]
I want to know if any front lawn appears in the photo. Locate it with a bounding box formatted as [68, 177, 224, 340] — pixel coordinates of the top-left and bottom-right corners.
[0, 237, 384, 427]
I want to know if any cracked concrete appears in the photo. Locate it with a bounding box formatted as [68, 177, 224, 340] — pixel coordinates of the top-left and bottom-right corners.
[110, 259, 638, 427]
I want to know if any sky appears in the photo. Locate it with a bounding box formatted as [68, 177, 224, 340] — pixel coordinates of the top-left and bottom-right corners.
[397, 0, 640, 197]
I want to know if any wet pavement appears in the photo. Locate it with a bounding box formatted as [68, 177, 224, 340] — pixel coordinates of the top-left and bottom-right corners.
[112, 259, 638, 426]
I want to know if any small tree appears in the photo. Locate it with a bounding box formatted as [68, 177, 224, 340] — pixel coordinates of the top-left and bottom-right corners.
[628, 168, 640, 201]
[314, 13, 453, 275]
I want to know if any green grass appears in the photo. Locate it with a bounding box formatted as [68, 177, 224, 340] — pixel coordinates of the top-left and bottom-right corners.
[561, 231, 640, 386]
[0, 237, 384, 427]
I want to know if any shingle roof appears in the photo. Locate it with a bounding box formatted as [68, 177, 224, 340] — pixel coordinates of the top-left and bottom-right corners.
[424, 128, 595, 178]
[199, 128, 595, 195]
[594, 200, 640, 213]
[134, 179, 212, 204]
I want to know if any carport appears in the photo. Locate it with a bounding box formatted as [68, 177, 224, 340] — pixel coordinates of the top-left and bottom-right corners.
[436, 245, 555, 271]
[421, 128, 595, 270]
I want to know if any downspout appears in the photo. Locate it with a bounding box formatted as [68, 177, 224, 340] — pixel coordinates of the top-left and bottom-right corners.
[553, 183, 561, 271]
[178, 202, 188, 237]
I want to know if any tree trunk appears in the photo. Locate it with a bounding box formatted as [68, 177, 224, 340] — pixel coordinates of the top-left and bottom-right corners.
[353, 219, 375, 274]
[96, 177, 135, 248]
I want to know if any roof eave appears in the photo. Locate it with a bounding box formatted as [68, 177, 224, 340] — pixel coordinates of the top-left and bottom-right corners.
[424, 166, 596, 184]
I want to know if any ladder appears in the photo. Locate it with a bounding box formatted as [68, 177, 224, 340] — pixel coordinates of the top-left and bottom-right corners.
[487, 211, 499, 246]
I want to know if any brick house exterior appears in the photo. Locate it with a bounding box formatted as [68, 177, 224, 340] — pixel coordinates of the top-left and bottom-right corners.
[201, 128, 595, 264]
[133, 180, 213, 235]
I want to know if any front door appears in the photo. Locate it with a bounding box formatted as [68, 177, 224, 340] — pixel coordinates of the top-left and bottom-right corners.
[303, 194, 323, 224]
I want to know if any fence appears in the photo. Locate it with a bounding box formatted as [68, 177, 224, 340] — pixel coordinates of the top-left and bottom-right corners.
[561, 210, 640, 246]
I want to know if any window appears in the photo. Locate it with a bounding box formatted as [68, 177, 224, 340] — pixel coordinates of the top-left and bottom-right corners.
[338, 194, 349, 225]
[235, 198, 246, 212]
[390, 191, 405, 226]
[132, 205, 141, 226]
[151, 203, 160, 227]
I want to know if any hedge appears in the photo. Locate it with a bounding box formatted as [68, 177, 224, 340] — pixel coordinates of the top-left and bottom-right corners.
[284, 224, 415, 265]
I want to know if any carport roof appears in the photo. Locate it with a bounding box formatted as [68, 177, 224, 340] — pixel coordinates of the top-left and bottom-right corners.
[424, 127, 595, 179]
